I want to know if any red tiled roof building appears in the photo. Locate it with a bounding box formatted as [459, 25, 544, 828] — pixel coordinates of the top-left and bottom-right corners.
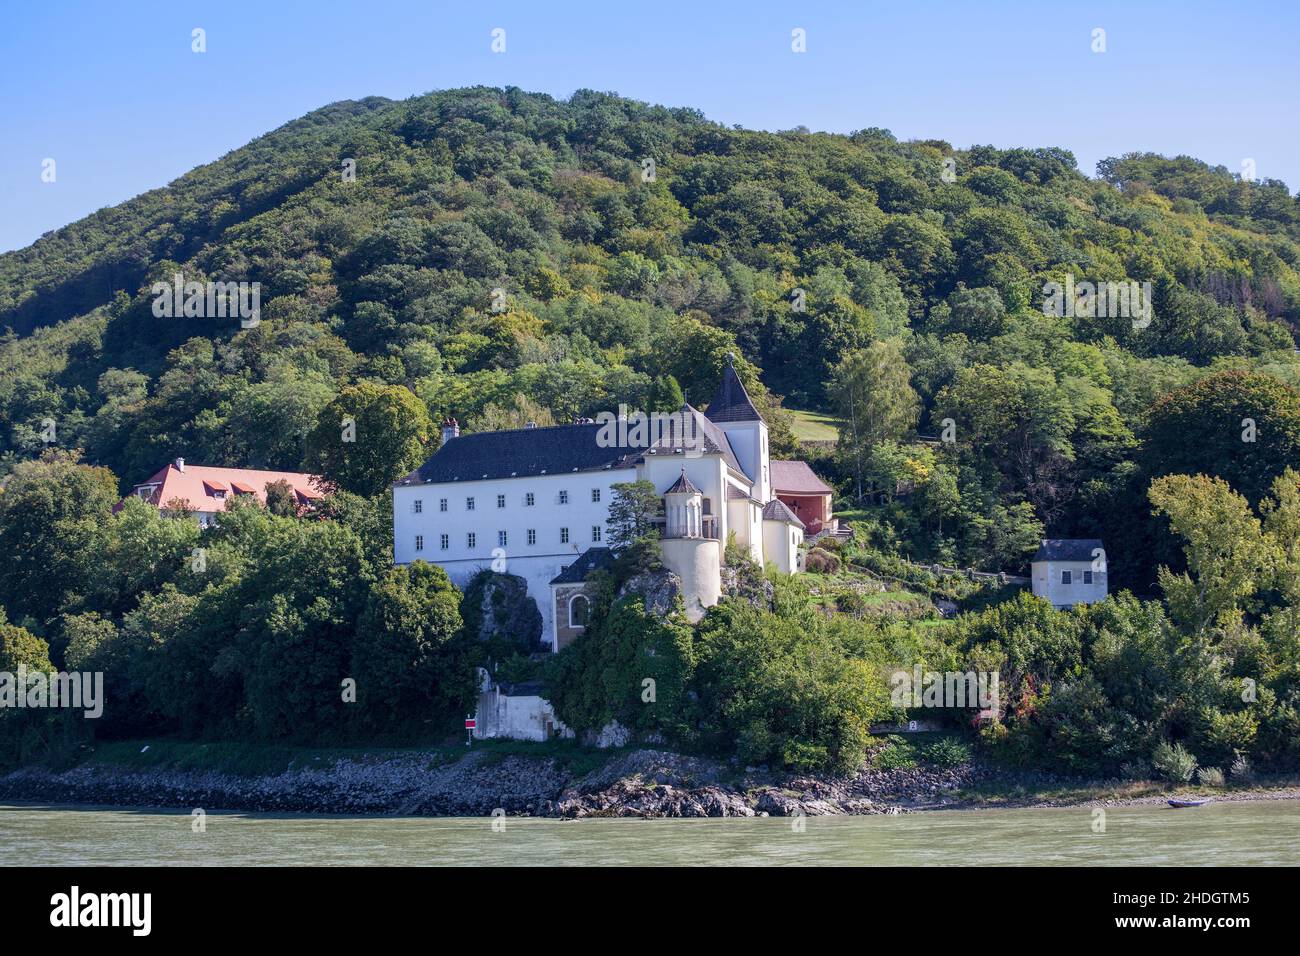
[121, 458, 325, 527]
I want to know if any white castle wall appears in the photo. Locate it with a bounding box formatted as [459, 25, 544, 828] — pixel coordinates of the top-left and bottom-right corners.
[660, 537, 721, 621]
[393, 468, 636, 649]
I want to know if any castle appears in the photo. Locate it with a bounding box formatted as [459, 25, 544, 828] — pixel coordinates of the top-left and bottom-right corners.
[392, 357, 829, 651]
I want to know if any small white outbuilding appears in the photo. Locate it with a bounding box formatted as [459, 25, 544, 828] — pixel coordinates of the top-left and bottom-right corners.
[1031, 538, 1108, 608]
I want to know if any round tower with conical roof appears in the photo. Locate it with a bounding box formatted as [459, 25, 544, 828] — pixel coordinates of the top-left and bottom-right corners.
[663, 468, 703, 538]
[659, 468, 721, 620]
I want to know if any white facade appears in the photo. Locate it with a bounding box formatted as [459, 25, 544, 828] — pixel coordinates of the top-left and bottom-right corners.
[394, 371, 821, 652]
[763, 519, 804, 575]
[1031, 560, 1108, 608]
[393, 468, 636, 647]
[472, 685, 573, 741]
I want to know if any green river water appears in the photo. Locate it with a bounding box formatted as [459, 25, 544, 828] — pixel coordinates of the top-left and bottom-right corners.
[2, 799, 1298, 865]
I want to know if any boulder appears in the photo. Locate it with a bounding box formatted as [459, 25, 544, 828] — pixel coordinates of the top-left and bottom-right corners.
[463, 571, 543, 649]
[618, 569, 682, 616]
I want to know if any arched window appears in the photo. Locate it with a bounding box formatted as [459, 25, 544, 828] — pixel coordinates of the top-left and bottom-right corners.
[569, 594, 590, 628]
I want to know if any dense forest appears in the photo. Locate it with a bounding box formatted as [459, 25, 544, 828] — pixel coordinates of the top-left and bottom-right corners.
[1, 87, 1298, 776]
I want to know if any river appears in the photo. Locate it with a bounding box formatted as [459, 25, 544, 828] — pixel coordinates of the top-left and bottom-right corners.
[3, 799, 1298, 865]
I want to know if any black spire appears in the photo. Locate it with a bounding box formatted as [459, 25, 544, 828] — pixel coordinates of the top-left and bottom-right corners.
[704, 360, 763, 424]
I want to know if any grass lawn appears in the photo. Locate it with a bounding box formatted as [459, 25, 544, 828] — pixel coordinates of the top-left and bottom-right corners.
[786, 407, 840, 443]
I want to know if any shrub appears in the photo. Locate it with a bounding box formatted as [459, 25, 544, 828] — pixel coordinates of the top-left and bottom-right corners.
[923, 737, 972, 768]
[835, 591, 866, 616]
[1230, 752, 1255, 784]
[1152, 741, 1198, 783]
[1120, 759, 1153, 781]
[804, 549, 840, 573]
[874, 736, 918, 770]
[1196, 766, 1225, 787]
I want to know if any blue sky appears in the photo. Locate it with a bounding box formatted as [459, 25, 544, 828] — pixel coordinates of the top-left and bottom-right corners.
[2, 0, 1297, 253]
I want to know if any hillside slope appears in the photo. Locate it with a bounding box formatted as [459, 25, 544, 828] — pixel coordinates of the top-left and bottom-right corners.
[2, 85, 1298, 585]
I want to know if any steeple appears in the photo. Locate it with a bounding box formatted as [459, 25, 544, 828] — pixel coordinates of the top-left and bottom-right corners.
[704, 353, 763, 424]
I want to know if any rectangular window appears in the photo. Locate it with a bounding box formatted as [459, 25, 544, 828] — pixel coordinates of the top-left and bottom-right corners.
[527, 529, 536, 545]
[466, 497, 475, 511]
[497, 494, 506, 508]
[413, 499, 423, 514]
[558, 490, 569, 505]
[560, 527, 569, 544]
[439, 498, 448, 512]
[1061, 570, 1073, 585]
[440, 534, 449, 550]
[591, 488, 601, 503]
[498, 530, 508, 547]
[1083, 570, 1094, 585]
[525, 492, 535, 507]
[592, 525, 602, 542]
[467, 532, 476, 548]
[414, 535, 424, 552]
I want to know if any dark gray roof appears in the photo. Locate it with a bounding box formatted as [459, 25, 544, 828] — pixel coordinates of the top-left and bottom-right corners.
[550, 547, 615, 585]
[1032, 539, 1103, 562]
[399, 422, 635, 484]
[399, 407, 746, 485]
[762, 498, 805, 529]
[665, 470, 700, 495]
[705, 363, 763, 424]
[645, 405, 744, 475]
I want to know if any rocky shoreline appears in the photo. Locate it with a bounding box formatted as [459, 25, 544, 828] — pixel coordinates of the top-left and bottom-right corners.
[2, 749, 1296, 818]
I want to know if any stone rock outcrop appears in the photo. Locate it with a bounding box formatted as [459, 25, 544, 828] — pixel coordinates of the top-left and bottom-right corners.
[618, 568, 683, 616]
[464, 571, 544, 649]
[720, 563, 775, 610]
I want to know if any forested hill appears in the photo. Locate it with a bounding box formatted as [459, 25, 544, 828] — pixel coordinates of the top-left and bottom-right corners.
[2, 86, 1299, 586]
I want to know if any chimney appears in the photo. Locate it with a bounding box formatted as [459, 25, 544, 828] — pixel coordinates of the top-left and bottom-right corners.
[174, 457, 185, 473]
[441, 417, 460, 445]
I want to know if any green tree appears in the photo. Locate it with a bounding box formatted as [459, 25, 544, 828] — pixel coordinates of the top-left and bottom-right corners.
[352, 562, 474, 732]
[0, 452, 119, 624]
[606, 480, 662, 551]
[832, 341, 920, 501]
[1148, 474, 1271, 635]
[1144, 370, 1300, 504]
[303, 383, 434, 497]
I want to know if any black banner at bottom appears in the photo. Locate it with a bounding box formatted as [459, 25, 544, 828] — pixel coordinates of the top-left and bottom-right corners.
[0, 865, 1283, 940]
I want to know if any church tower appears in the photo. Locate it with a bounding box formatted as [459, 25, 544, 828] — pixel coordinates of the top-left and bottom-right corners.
[704, 353, 770, 502]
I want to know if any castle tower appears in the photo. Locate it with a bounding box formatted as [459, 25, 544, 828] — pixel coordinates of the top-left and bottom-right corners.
[664, 468, 703, 538]
[659, 468, 720, 620]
